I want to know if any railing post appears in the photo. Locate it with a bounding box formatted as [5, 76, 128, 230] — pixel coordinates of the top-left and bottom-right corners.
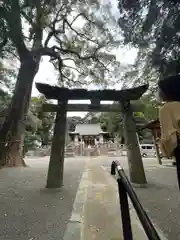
[114, 161, 161, 240]
[111, 161, 116, 175]
[117, 178, 133, 240]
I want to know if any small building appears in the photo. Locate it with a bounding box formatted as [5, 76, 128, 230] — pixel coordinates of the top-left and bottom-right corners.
[145, 119, 161, 140]
[69, 123, 109, 147]
[144, 119, 162, 164]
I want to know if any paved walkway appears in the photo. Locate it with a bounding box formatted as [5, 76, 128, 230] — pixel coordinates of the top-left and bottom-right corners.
[82, 160, 150, 240]
[64, 156, 168, 240]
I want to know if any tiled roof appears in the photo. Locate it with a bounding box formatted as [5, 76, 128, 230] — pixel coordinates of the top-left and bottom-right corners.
[74, 124, 103, 135]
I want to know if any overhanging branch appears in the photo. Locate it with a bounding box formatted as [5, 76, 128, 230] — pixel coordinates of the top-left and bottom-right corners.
[33, 46, 63, 71]
[44, 10, 99, 48]
[48, 44, 110, 73]
[60, 73, 83, 86]
[51, 4, 66, 29]
[70, 13, 96, 26]
[65, 19, 98, 44]
[63, 64, 85, 75]
[44, 32, 54, 47]
[57, 46, 100, 60]
[34, 46, 60, 58]
[44, 18, 66, 47]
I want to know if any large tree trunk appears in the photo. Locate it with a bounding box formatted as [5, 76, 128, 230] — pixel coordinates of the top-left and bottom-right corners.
[0, 55, 38, 167]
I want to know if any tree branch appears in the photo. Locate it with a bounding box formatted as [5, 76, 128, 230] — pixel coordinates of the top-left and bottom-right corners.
[62, 57, 76, 62]
[44, 16, 66, 47]
[70, 13, 84, 26]
[44, 25, 65, 48]
[44, 31, 54, 47]
[0, 37, 8, 50]
[5, 47, 19, 61]
[95, 58, 111, 72]
[63, 64, 86, 75]
[51, 4, 66, 30]
[70, 13, 97, 26]
[21, 10, 35, 27]
[45, 10, 98, 48]
[53, 45, 100, 60]
[65, 19, 98, 44]
[33, 46, 59, 58]
[0, 5, 29, 61]
[60, 73, 83, 87]
[33, 46, 63, 72]
[49, 45, 111, 74]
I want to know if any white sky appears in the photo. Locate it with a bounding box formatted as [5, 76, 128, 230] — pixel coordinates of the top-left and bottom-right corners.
[33, 47, 137, 96]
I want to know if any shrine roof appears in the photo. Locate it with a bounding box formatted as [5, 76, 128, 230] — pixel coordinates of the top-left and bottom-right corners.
[71, 124, 107, 135]
[36, 83, 148, 101]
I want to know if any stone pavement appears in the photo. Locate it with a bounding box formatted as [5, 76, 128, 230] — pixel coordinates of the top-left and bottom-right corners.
[0, 156, 87, 240]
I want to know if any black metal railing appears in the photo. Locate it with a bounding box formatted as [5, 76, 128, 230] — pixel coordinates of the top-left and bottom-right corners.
[111, 160, 161, 240]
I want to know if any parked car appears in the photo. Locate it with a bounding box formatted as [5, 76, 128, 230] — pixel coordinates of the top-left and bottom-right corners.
[139, 144, 156, 158]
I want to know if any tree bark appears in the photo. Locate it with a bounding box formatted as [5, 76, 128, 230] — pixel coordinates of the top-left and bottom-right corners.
[0, 55, 38, 167]
[46, 101, 67, 188]
[122, 101, 147, 185]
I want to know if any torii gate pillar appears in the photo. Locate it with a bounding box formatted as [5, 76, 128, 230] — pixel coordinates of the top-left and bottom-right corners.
[46, 100, 67, 188]
[122, 101, 147, 186]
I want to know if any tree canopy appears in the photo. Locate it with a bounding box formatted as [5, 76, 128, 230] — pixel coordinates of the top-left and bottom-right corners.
[118, 0, 180, 88]
[99, 94, 158, 142]
[30, 96, 54, 147]
[0, 0, 123, 166]
[1, 0, 121, 87]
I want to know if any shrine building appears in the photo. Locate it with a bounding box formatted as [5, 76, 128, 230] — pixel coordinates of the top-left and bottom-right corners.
[69, 123, 109, 147]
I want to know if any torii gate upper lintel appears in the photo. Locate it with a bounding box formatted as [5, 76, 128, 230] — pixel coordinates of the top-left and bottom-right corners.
[36, 82, 148, 101]
[36, 82, 149, 189]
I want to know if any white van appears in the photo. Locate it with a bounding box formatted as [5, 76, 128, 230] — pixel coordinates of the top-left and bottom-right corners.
[139, 144, 156, 158]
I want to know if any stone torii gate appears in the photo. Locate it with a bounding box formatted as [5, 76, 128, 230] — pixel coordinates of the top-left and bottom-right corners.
[36, 83, 148, 188]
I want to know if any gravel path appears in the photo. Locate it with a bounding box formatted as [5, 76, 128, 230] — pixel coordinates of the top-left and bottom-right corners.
[0, 156, 87, 240]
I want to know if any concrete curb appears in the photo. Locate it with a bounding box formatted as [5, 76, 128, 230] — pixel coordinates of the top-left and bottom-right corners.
[63, 160, 89, 240]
